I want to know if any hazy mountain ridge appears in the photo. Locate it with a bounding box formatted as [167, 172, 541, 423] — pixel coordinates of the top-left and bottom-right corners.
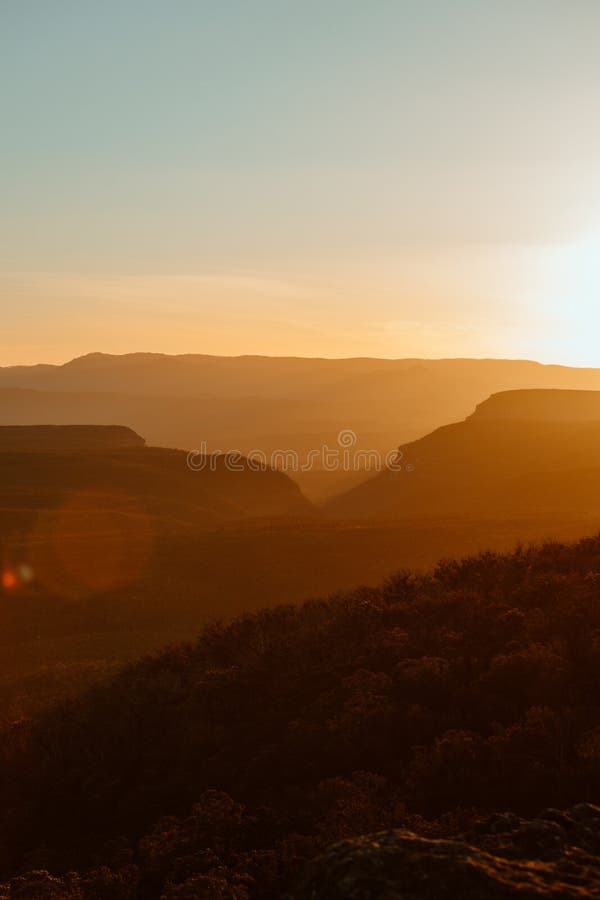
[4, 355, 600, 501]
[327, 388, 600, 519]
[3, 353, 600, 402]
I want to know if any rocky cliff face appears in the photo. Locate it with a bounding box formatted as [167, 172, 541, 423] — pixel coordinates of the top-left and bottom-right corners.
[292, 804, 600, 899]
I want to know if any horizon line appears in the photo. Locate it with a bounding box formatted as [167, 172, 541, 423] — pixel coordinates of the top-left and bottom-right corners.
[2, 351, 600, 371]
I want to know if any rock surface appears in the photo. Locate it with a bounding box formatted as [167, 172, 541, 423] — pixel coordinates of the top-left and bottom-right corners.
[292, 804, 600, 899]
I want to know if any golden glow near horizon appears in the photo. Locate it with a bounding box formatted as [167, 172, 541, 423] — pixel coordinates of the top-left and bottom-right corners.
[1, 2, 599, 367]
[2, 233, 600, 367]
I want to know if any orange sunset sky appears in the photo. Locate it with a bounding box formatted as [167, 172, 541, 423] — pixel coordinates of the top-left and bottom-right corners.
[1, 1, 599, 366]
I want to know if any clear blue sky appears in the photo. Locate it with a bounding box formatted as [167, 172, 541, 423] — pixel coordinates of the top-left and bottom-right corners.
[1, 0, 599, 364]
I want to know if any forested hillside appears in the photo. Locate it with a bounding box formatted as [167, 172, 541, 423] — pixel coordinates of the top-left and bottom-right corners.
[1, 535, 599, 896]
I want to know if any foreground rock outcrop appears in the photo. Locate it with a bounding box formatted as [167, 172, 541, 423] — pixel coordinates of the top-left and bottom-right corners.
[292, 804, 600, 899]
[1, 804, 599, 898]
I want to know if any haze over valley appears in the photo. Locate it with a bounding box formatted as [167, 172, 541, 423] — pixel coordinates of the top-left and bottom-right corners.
[4, 352, 600, 500]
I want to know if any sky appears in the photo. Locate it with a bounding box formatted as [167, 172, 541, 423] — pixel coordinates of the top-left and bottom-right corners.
[1, 0, 599, 366]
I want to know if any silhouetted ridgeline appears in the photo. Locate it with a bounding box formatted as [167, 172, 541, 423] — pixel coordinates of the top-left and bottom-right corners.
[0, 534, 599, 896]
[3, 356, 600, 502]
[0, 425, 312, 528]
[0, 424, 145, 450]
[4, 352, 600, 398]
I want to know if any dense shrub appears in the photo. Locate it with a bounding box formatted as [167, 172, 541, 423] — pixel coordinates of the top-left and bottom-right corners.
[1, 535, 600, 896]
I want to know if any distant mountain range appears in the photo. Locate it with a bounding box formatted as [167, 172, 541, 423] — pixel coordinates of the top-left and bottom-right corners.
[3, 353, 600, 401]
[2, 354, 600, 500]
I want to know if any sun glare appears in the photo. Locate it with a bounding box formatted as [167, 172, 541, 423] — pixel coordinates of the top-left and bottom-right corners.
[528, 231, 600, 365]
[559, 233, 600, 313]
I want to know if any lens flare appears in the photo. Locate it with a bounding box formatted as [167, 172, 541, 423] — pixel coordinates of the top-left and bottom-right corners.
[2, 570, 17, 590]
[29, 489, 155, 597]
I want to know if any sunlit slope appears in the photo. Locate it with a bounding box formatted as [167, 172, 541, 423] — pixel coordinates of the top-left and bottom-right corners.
[326, 389, 600, 519]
